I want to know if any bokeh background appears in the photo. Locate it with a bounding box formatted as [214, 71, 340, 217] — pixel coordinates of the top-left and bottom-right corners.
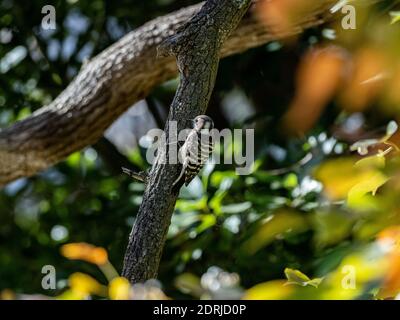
[1, 0, 400, 299]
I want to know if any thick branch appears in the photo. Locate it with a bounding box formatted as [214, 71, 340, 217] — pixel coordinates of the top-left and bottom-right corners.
[122, 0, 252, 283]
[0, 0, 336, 187]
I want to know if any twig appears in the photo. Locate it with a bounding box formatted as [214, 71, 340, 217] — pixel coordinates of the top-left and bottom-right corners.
[121, 167, 147, 182]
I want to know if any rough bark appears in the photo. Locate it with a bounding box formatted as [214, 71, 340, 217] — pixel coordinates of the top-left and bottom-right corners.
[0, 0, 337, 187]
[122, 0, 252, 283]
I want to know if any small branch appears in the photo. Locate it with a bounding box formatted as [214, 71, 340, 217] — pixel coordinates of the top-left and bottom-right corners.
[122, 0, 252, 283]
[121, 167, 147, 182]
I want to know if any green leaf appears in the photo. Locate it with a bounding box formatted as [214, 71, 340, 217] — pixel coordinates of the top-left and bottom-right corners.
[196, 214, 217, 233]
[66, 152, 81, 168]
[284, 268, 323, 288]
[390, 11, 400, 24]
[210, 171, 237, 188]
[175, 196, 208, 212]
[312, 211, 354, 249]
[282, 173, 298, 189]
[221, 202, 252, 214]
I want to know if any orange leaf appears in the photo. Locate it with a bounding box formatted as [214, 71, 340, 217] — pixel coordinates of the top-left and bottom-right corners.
[61, 243, 108, 265]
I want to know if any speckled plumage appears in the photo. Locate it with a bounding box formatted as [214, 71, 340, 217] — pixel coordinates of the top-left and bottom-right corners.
[173, 115, 214, 187]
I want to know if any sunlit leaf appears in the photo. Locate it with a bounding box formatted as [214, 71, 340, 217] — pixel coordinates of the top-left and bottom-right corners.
[196, 214, 217, 233]
[60, 243, 108, 265]
[109, 277, 131, 300]
[66, 152, 81, 168]
[314, 158, 364, 200]
[210, 171, 237, 188]
[175, 196, 208, 212]
[321, 244, 388, 299]
[390, 11, 400, 24]
[57, 289, 87, 300]
[354, 152, 385, 169]
[68, 272, 106, 298]
[283, 173, 298, 189]
[243, 280, 293, 300]
[347, 172, 389, 208]
[284, 268, 323, 288]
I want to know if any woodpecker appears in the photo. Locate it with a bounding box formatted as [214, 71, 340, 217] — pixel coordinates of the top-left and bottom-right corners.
[173, 115, 214, 187]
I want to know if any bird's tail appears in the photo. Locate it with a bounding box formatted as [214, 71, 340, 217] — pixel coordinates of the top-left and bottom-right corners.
[172, 165, 185, 190]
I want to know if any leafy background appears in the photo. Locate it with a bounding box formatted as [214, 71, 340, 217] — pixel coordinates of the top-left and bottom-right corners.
[1, 0, 400, 299]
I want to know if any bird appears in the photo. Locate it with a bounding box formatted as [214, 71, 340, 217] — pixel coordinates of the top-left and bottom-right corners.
[173, 115, 214, 187]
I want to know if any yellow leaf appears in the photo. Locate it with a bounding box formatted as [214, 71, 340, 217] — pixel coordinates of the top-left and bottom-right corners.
[57, 289, 87, 300]
[109, 277, 131, 300]
[325, 250, 387, 291]
[243, 280, 293, 300]
[68, 272, 106, 297]
[347, 172, 389, 208]
[285, 268, 310, 283]
[354, 153, 385, 169]
[390, 11, 400, 24]
[315, 157, 389, 202]
[314, 158, 363, 200]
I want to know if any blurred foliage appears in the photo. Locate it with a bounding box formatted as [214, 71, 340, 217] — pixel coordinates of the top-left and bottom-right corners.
[2, 0, 400, 300]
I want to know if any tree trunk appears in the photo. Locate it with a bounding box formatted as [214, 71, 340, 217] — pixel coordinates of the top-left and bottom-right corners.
[121, 0, 252, 283]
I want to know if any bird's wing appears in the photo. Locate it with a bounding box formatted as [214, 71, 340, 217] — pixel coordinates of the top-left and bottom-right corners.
[172, 145, 188, 187]
[184, 132, 213, 186]
[172, 132, 195, 187]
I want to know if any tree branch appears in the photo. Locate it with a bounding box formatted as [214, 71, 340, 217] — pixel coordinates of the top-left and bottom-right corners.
[121, 0, 252, 283]
[0, 0, 336, 187]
